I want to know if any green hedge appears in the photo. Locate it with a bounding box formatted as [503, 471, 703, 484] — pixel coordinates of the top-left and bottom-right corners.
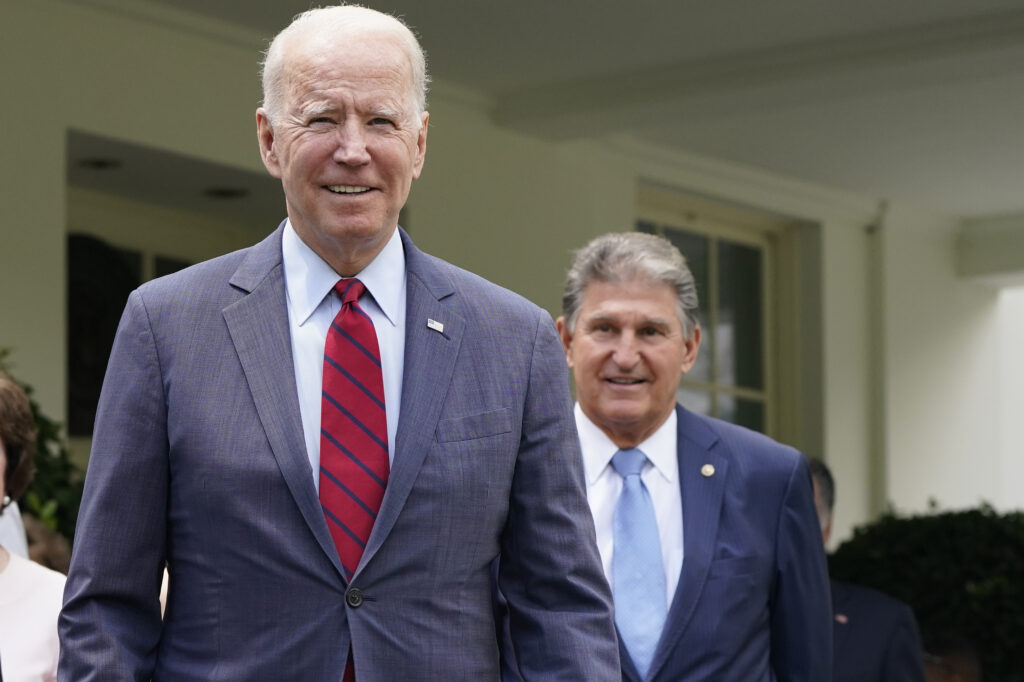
[829, 505, 1024, 682]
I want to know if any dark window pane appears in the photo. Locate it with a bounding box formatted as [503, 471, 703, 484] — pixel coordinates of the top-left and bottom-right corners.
[68, 234, 141, 435]
[114, 247, 143, 281]
[155, 255, 191, 278]
[677, 386, 712, 417]
[717, 240, 762, 390]
[662, 226, 710, 383]
[718, 395, 765, 433]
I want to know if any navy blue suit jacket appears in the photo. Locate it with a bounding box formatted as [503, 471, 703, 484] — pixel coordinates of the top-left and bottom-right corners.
[831, 579, 927, 682]
[618, 406, 833, 682]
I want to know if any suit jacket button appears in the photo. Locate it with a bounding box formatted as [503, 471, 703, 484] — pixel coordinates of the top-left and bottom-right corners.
[346, 588, 364, 608]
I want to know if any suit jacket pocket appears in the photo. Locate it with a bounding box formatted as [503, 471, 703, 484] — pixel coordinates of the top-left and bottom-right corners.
[435, 408, 514, 443]
[707, 555, 760, 579]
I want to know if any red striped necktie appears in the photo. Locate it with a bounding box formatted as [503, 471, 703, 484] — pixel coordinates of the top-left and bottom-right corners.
[319, 278, 389, 578]
[319, 279, 389, 681]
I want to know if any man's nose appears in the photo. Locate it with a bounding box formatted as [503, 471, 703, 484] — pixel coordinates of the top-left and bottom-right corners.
[332, 121, 371, 166]
[611, 332, 641, 367]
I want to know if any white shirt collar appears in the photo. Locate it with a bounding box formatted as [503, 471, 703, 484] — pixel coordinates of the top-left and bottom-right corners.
[281, 219, 405, 327]
[575, 403, 678, 486]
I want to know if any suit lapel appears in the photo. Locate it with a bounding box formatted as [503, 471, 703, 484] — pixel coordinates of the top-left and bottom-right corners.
[648, 406, 729, 679]
[356, 230, 465, 573]
[617, 633, 643, 681]
[223, 226, 344, 579]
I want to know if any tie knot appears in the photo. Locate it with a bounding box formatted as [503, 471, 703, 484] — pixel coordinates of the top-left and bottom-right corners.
[335, 278, 366, 305]
[612, 448, 647, 478]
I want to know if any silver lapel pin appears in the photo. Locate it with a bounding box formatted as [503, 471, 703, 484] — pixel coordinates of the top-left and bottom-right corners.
[427, 318, 444, 334]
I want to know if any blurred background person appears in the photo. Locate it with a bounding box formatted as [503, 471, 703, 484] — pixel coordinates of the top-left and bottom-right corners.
[809, 457, 927, 682]
[0, 372, 66, 681]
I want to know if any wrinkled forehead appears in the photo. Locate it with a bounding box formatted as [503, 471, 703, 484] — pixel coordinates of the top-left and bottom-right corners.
[285, 26, 413, 83]
[576, 275, 688, 331]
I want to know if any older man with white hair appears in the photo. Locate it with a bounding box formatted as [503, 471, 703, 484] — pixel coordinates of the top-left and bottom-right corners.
[59, 7, 618, 680]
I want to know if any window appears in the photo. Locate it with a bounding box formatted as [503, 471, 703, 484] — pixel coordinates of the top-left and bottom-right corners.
[636, 185, 796, 436]
[67, 233, 193, 436]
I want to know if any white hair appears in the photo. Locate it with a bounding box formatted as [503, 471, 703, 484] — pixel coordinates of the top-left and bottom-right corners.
[260, 5, 429, 125]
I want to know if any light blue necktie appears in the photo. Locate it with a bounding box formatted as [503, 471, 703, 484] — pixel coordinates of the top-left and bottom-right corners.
[612, 448, 667, 679]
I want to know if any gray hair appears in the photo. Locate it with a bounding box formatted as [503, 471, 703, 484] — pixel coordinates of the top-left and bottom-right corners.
[562, 232, 700, 337]
[260, 5, 430, 125]
[807, 457, 835, 529]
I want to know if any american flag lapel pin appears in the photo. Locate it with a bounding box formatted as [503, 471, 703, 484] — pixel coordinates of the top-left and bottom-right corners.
[427, 318, 444, 333]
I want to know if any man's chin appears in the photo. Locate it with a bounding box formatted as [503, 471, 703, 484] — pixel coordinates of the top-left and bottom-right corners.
[594, 406, 651, 430]
[313, 219, 397, 246]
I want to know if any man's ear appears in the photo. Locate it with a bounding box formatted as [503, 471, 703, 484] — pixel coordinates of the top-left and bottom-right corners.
[555, 316, 574, 366]
[680, 325, 702, 374]
[411, 111, 429, 179]
[256, 109, 282, 178]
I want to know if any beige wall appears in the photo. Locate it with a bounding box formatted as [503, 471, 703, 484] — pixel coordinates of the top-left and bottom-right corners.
[68, 187, 268, 266]
[407, 91, 634, 315]
[2, 0, 1021, 547]
[1, 0, 265, 421]
[999, 288, 1024, 509]
[884, 214, 1003, 512]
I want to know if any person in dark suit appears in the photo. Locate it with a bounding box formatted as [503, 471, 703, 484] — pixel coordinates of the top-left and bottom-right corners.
[57, 6, 619, 680]
[555, 232, 832, 681]
[809, 457, 927, 682]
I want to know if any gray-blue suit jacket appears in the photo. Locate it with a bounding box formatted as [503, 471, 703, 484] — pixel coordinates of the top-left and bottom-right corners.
[58, 226, 619, 681]
[620, 406, 833, 681]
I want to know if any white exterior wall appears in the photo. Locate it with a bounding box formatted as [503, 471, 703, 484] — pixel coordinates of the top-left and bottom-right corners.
[883, 214, 1006, 513]
[999, 288, 1024, 511]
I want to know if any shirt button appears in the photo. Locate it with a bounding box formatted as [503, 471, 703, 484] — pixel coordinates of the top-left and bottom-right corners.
[346, 588, 364, 608]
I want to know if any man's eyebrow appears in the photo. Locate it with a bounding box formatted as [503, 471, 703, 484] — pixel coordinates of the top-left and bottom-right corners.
[639, 317, 672, 327]
[369, 105, 402, 119]
[584, 313, 674, 331]
[298, 102, 335, 119]
[586, 311, 670, 323]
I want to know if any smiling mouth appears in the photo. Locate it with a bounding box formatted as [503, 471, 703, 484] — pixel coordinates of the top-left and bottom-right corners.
[606, 378, 645, 385]
[325, 185, 371, 194]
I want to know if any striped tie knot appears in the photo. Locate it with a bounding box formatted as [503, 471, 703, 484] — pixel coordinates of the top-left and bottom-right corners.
[337, 278, 366, 305]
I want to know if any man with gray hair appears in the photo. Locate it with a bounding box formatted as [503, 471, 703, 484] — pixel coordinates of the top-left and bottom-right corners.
[556, 231, 832, 681]
[59, 6, 618, 680]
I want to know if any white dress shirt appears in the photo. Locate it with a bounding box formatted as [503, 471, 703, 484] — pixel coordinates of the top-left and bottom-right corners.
[576, 404, 684, 608]
[282, 220, 407, 490]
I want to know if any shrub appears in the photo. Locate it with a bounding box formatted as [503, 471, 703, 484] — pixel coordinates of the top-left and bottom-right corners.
[829, 504, 1024, 682]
